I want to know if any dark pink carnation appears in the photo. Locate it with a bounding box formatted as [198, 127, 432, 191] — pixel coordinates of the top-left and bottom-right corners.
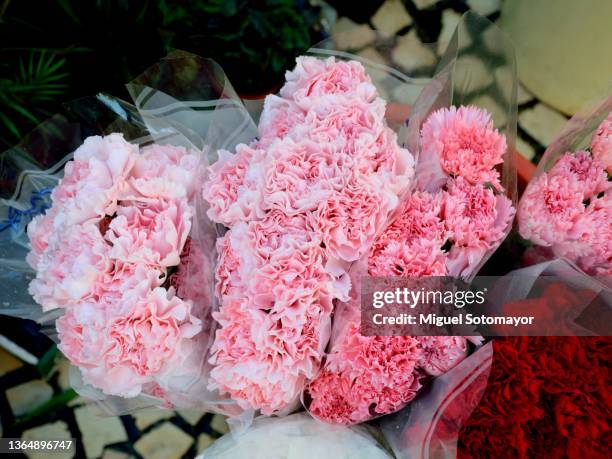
[307, 321, 423, 425]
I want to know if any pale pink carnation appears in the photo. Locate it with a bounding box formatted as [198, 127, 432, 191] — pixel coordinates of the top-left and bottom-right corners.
[419, 106, 506, 188]
[591, 111, 612, 173]
[166, 239, 213, 309]
[128, 144, 200, 200]
[281, 56, 377, 108]
[292, 95, 386, 158]
[28, 224, 112, 311]
[314, 178, 398, 263]
[443, 178, 515, 277]
[209, 292, 330, 415]
[262, 139, 351, 215]
[56, 301, 108, 368]
[417, 336, 468, 376]
[93, 261, 165, 308]
[106, 198, 192, 268]
[58, 287, 201, 398]
[26, 207, 58, 269]
[51, 134, 137, 225]
[257, 95, 305, 148]
[203, 145, 266, 226]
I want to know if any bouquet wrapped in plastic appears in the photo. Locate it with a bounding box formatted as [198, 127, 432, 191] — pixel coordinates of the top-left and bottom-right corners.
[0, 54, 249, 417]
[517, 95, 612, 280]
[304, 12, 517, 425]
[202, 54, 416, 416]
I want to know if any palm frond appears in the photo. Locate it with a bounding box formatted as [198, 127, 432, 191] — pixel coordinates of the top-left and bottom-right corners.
[0, 50, 68, 142]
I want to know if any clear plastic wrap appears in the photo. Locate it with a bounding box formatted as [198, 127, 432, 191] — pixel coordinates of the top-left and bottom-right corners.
[0, 53, 249, 419]
[196, 412, 392, 459]
[407, 11, 518, 278]
[379, 342, 493, 459]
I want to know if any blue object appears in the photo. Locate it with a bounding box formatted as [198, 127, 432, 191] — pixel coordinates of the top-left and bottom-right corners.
[0, 188, 52, 233]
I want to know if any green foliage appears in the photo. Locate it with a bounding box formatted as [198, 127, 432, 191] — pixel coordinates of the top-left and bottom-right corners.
[0, 0, 322, 149]
[0, 50, 68, 141]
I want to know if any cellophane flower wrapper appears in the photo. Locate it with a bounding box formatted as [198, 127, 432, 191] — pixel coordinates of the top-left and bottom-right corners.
[407, 11, 518, 279]
[485, 259, 611, 336]
[304, 12, 516, 426]
[378, 342, 493, 459]
[0, 52, 247, 419]
[517, 95, 612, 282]
[196, 412, 393, 459]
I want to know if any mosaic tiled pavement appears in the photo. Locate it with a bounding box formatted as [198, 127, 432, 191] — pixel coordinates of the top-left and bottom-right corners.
[0, 1, 571, 457]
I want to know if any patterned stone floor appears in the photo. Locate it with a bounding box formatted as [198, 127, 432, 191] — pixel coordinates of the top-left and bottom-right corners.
[0, 1, 571, 458]
[0, 347, 228, 459]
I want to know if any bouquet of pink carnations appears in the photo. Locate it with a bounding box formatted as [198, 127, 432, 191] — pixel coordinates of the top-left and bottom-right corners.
[0, 56, 248, 416]
[518, 96, 611, 280]
[302, 13, 517, 425]
[201, 12, 518, 425]
[202, 54, 416, 416]
[305, 98, 516, 425]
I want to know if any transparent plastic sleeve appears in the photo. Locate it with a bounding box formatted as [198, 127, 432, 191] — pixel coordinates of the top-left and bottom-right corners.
[379, 342, 493, 459]
[196, 413, 393, 459]
[0, 53, 249, 420]
[533, 95, 612, 175]
[408, 11, 518, 279]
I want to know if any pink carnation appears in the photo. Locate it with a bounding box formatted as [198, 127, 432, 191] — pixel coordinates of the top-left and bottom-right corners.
[58, 287, 201, 398]
[369, 191, 448, 276]
[262, 139, 351, 215]
[203, 144, 266, 226]
[443, 177, 515, 277]
[591, 111, 612, 173]
[51, 134, 137, 225]
[128, 144, 200, 200]
[28, 224, 112, 311]
[419, 106, 506, 189]
[281, 56, 377, 108]
[556, 193, 612, 276]
[369, 239, 448, 277]
[258, 95, 305, 148]
[307, 321, 423, 425]
[417, 336, 468, 376]
[106, 198, 192, 268]
[518, 171, 586, 246]
[548, 150, 609, 198]
[314, 178, 398, 263]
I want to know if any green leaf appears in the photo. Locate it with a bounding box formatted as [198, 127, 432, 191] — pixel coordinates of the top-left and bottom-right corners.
[36, 344, 59, 377]
[13, 389, 78, 426]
